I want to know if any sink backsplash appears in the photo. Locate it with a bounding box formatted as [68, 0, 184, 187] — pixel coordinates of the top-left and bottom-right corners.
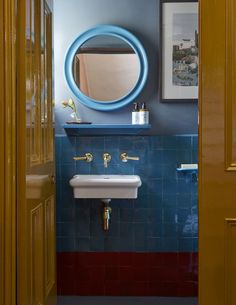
[56, 134, 198, 253]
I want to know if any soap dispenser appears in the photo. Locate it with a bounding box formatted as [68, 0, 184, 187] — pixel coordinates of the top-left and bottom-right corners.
[139, 102, 149, 124]
[132, 102, 139, 124]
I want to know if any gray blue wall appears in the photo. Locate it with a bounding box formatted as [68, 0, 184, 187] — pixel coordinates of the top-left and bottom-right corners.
[54, 0, 198, 135]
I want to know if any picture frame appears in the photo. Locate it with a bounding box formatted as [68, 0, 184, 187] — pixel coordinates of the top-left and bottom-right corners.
[161, 0, 198, 102]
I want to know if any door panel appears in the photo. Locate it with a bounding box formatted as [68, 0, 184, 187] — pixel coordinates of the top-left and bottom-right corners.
[199, 0, 236, 304]
[17, 0, 56, 305]
[31, 203, 44, 305]
[45, 196, 56, 297]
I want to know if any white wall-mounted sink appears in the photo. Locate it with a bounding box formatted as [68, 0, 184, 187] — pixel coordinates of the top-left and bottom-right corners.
[69, 174, 142, 199]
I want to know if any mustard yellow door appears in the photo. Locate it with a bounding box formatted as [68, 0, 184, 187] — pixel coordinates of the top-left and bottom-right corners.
[17, 1, 56, 305]
[199, 0, 236, 304]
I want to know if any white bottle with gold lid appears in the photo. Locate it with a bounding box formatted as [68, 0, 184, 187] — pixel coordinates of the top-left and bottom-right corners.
[139, 102, 149, 124]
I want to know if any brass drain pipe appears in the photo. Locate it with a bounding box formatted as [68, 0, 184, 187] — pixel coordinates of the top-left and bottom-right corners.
[101, 199, 112, 231]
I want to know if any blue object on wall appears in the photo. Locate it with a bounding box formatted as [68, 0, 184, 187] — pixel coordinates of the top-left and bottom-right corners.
[64, 25, 148, 111]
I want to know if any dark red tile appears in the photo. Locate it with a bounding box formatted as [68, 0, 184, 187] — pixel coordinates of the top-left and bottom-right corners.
[178, 282, 198, 297]
[76, 282, 91, 295]
[105, 266, 119, 281]
[89, 281, 105, 295]
[178, 252, 192, 267]
[132, 253, 148, 267]
[119, 266, 134, 281]
[162, 253, 178, 266]
[103, 252, 119, 266]
[88, 252, 106, 266]
[119, 281, 135, 295]
[88, 266, 105, 281]
[132, 282, 149, 296]
[149, 281, 178, 296]
[148, 253, 164, 267]
[148, 267, 161, 281]
[104, 281, 121, 295]
[158, 267, 179, 282]
[134, 266, 149, 281]
[119, 253, 133, 266]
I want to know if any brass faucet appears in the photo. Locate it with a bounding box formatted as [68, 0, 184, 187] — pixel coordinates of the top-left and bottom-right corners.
[120, 152, 139, 162]
[103, 153, 111, 168]
[73, 153, 93, 162]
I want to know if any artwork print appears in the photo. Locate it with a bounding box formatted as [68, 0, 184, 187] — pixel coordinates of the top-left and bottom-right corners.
[162, 2, 198, 101]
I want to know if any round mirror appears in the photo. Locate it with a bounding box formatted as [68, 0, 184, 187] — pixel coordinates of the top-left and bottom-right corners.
[64, 25, 148, 111]
[73, 36, 140, 102]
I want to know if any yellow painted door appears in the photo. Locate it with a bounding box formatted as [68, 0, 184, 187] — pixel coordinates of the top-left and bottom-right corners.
[199, 0, 236, 304]
[17, 0, 56, 305]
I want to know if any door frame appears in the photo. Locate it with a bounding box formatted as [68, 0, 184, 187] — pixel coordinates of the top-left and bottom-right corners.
[0, 0, 17, 305]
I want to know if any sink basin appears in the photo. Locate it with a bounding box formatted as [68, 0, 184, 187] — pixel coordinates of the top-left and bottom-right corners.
[69, 175, 142, 199]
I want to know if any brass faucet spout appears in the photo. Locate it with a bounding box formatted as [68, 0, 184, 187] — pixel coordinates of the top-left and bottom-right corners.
[103, 153, 111, 168]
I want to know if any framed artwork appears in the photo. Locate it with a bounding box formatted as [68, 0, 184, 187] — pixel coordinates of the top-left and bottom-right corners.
[161, 0, 198, 102]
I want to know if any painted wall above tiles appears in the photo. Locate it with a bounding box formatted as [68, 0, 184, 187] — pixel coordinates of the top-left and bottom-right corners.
[54, 0, 198, 135]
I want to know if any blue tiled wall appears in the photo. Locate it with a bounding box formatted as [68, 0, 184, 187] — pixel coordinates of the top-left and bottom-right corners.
[56, 135, 198, 253]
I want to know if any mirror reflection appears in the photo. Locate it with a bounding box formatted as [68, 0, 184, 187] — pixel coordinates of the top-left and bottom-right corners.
[72, 35, 140, 102]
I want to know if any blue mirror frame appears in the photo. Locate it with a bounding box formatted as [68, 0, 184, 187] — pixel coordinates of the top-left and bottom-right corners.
[64, 25, 148, 111]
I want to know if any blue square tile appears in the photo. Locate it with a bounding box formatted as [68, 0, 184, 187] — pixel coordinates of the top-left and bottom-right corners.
[147, 222, 162, 238]
[119, 237, 134, 252]
[58, 208, 76, 222]
[150, 136, 163, 150]
[147, 193, 163, 208]
[163, 136, 177, 149]
[177, 208, 191, 223]
[90, 236, 105, 252]
[147, 237, 162, 251]
[120, 222, 134, 238]
[77, 237, 91, 252]
[161, 237, 178, 252]
[162, 224, 177, 237]
[57, 222, 76, 237]
[162, 194, 176, 208]
[104, 237, 121, 251]
[119, 136, 134, 150]
[163, 179, 177, 195]
[76, 137, 92, 151]
[176, 136, 192, 150]
[177, 194, 192, 208]
[61, 164, 76, 181]
[163, 207, 177, 223]
[148, 208, 163, 223]
[104, 136, 119, 150]
[57, 237, 76, 252]
[90, 220, 104, 237]
[120, 208, 134, 222]
[176, 150, 192, 164]
[148, 179, 163, 194]
[178, 238, 193, 252]
[106, 221, 120, 237]
[163, 150, 177, 165]
[193, 238, 198, 251]
[134, 208, 148, 223]
[192, 136, 198, 150]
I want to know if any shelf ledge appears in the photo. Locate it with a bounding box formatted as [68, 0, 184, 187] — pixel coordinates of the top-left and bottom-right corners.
[176, 164, 198, 172]
[63, 124, 151, 136]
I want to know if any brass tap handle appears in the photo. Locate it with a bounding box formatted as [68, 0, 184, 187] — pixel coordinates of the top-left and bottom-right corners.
[73, 153, 93, 162]
[120, 152, 140, 162]
[103, 153, 111, 168]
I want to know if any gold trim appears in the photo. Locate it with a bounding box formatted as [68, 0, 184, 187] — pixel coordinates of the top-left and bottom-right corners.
[225, 219, 236, 305]
[225, 0, 236, 171]
[0, 0, 17, 304]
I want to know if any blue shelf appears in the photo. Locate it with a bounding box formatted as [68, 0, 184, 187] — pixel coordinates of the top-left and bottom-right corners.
[63, 124, 151, 136]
